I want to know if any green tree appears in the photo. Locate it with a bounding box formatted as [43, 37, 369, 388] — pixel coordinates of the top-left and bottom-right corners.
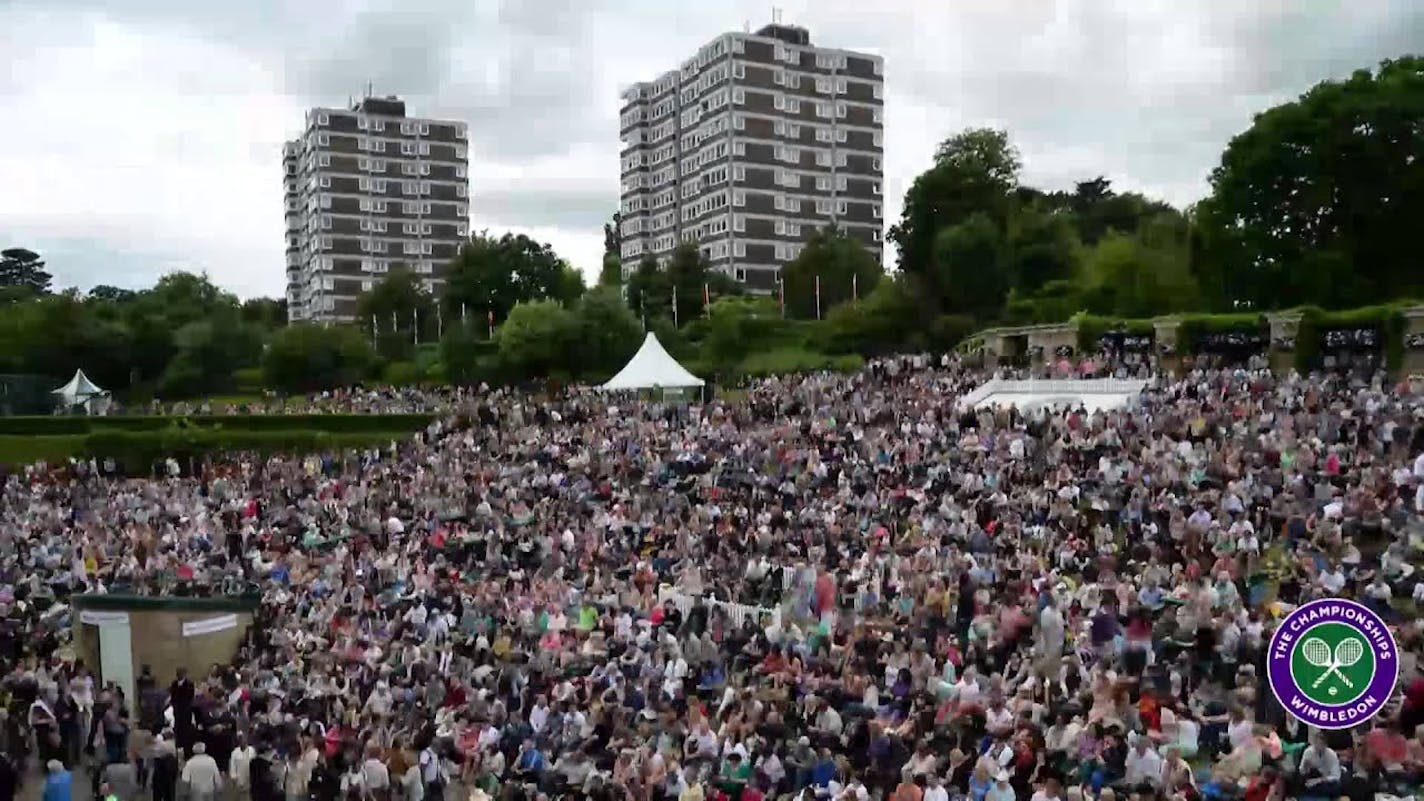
[932, 212, 1009, 319]
[87, 285, 136, 303]
[889, 128, 1020, 308]
[262, 323, 374, 393]
[442, 232, 584, 327]
[495, 300, 580, 378]
[780, 226, 882, 320]
[158, 313, 264, 398]
[239, 297, 288, 328]
[819, 275, 921, 356]
[1199, 56, 1424, 309]
[625, 243, 740, 327]
[571, 287, 643, 378]
[699, 296, 786, 369]
[1080, 216, 1199, 318]
[356, 267, 437, 360]
[0, 247, 52, 299]
[598, 253, 623, 287]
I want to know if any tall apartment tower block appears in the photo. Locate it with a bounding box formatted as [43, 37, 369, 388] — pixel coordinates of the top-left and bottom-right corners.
[617, 24, 884, 292]
[284, 95, 470, 322]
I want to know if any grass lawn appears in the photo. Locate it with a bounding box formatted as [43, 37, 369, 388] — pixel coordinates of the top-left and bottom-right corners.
[0, 435, 87, 467]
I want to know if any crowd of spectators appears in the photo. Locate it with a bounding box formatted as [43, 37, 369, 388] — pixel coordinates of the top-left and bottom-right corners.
[2, 357, 1424, 801]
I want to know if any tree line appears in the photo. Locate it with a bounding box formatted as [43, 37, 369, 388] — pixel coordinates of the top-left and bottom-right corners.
[3, 54, 1420, 395]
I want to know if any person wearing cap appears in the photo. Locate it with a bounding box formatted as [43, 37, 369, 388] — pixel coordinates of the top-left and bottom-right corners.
[985, 769, 1015, 801]
[41, 761, 71, 801]
[181, 742, 222, 801]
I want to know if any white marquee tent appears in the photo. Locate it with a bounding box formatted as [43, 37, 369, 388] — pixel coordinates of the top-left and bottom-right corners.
[52, 369, 110, 414]
[600, 333, 704, 391]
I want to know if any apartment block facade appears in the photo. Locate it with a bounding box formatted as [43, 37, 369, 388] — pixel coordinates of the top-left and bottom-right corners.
[618, 24, 884, 293]
[284, 96, 470, 322]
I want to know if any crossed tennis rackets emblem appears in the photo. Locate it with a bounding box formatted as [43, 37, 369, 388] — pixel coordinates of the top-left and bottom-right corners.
[1301, 635, 1366, 693]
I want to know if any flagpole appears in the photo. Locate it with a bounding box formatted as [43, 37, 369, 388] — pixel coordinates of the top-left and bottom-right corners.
[487, 309, 494, 338]
[371, 314, 377, 349]
[852, 272, 858, 303]
[413, 307, 420, 346]
[815, 274, 822, 320]
[436, 304, 443, 340]
[778, 276, 785, 318]
[672, 284, 679, 328]
[461, 303, 467, 326]
[703, 282, 710, 316]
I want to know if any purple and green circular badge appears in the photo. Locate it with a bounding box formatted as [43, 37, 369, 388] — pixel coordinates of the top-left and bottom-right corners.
[1267, 598, 1398, 729]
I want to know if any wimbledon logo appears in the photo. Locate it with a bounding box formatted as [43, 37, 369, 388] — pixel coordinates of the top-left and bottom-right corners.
[1267, 598, 1398, 729]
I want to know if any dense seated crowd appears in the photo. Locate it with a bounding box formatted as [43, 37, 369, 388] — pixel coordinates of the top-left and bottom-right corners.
[4, 356, 1424, 801]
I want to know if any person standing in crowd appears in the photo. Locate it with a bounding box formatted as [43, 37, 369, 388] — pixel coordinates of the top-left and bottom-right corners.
[182, 742, 222, 801]
[41, 761, 71, 801]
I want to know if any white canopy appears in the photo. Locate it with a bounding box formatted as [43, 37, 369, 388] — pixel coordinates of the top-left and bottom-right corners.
[52, 369, 109, 412]
[600, 333, 704, 391]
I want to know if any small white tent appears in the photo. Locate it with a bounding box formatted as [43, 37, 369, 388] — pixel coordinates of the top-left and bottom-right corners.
[601, 333, 704, 391]
[52, 369, 109, 414]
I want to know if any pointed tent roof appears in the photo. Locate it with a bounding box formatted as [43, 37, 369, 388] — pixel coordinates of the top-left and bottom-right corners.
[52, 369, 106, 403]
[600, 333, 705, 391]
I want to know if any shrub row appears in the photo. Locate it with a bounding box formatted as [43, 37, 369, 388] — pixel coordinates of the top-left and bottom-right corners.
[0, 413, 435, 437]
[735, 348, 865, 378]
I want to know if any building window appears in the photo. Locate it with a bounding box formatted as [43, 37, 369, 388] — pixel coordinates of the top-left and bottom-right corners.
[319, 175, 331, 188]
[732, 214, 745, 232]
[733, 190, 745, 207]
[837, 200, 849, 215]
[836, 78, 847, 93]
[873, 204, 882, 218]
[317, 112, 329, 125]
[732, 88, 744, 104]
[373, 179, 387, 192]
[733, 165, 745, 181]
[374, 200, 387, 212]
[319, 194, 332, 209]
[733, 242, 746, 257]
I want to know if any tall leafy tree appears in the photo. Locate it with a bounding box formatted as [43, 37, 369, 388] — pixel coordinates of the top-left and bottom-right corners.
[262, 324, 374, 393]
[1198, 56, 1424, 309]
[780, 226, 883, 320]
[603, 212, 623, 257]
[356, 267, 437, 359]
[932, 212, 1009, 319]
[571, 287, 643, 378]
[442, 232, 584, 328]
[0, 248, 52, 300]
[495, 300, 580, 378]
[889, 128, 1020, 310]
[624, 243, 739, 327]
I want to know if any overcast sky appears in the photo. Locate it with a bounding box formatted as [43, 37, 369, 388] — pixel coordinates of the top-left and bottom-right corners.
[2, 0, 1420, 299]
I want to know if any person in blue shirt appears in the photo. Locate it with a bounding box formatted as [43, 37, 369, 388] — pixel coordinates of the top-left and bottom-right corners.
[809, 749, 837, 790]
[42, 760, 72, 801]
[513, 740, 545, 780]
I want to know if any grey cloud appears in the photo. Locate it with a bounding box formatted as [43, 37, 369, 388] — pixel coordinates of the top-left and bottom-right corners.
[468, 187, 615, 231]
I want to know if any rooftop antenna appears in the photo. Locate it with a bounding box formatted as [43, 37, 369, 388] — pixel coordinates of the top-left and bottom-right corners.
[772, 7, 781, 24]
[365, 80, 373, 99]
[744, 20, 750, 33]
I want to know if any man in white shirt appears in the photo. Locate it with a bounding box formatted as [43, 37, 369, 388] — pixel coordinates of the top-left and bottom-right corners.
[1295, 733, 1342, 796]
[1122, 738, 1163, 789]
[181, 742, 223, 801]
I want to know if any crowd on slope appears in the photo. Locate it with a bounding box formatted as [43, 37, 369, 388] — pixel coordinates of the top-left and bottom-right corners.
[3, 356, 1424, 801]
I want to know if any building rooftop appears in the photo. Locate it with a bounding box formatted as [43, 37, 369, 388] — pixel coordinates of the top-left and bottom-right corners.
[755, 23, 811, 46]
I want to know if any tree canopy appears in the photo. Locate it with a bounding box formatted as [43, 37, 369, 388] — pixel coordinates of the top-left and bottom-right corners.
[1195, 56, 1424, 310]
[780, 226, 882, 320]
[442, 232, 584, 327]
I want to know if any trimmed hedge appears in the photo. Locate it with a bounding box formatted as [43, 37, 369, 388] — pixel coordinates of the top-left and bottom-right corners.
[0, 413, 435, 437]
[735, 348, 864, 378]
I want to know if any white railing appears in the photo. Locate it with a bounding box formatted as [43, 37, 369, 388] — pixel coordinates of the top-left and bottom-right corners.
[959, 378, 1149, 409]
